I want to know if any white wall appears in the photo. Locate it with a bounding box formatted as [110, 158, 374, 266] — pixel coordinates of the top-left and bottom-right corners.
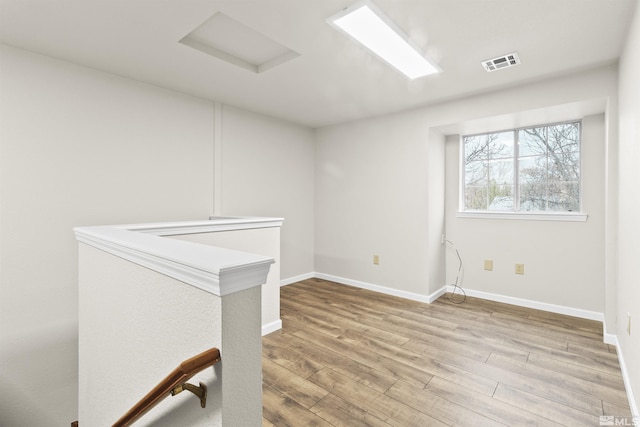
[426, 130, 446, 295]
[0, 44, 215, 426]
[219, 105, 315, 282]
[444, 113, 606, 314]
[315, 112, 442, 299]
[617, 1, 640, 415]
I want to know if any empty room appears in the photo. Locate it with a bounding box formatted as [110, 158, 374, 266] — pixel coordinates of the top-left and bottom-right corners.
[1, 0, 639, 426]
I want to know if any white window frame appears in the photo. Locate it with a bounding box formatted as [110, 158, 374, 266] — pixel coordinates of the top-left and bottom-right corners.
[457, 120, 587, 222]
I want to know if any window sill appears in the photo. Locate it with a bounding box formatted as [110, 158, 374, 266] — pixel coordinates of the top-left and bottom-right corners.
[456, 211, 588, 222]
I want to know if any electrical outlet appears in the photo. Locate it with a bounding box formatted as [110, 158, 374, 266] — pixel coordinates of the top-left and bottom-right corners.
[373, 255, 380, 265]
[484, 260, 493, 271]
[628, 313, 632, 335]
[515, 263, 524, 275]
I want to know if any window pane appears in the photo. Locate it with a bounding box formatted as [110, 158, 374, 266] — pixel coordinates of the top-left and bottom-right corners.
[465, 160, 488, 186]
[488, 185, 514, 211]
[518, 127, 547, 156]
[548, 122, 579, 153]
[489, 159, 513, 185]
[548, 152, 579, 182]
[464, 132, 513, 163]
[465, 186, 488, 210]
[490, 131, 514, 159]
[519, 183, 547, 211]
[519, 156, 546, 184]
[464, 135, 489, 162]
[547, 181, 580, 211]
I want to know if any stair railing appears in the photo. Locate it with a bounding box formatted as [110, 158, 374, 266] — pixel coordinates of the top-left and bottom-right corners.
[73, 347, 221, 427]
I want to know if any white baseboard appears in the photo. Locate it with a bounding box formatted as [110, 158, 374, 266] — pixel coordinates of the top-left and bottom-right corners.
[314, 272, 446, 303]
[609, 335, 639, 418]
[280, 272, 316, 287]
[427, 285, 449, 303]
[446, 285, 604, 322]
[261, 319, 282, 336]
[603, 332, 617, 346]
[602, 318, 617, 345]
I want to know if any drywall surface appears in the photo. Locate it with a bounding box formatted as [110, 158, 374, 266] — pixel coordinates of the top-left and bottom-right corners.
[426, 129, 446, 295]
[315, 112, 436, 297]
[617, 1, 640, 415]
[0, 44, 214, 426]
[444, 113, 606, 313]
[219, 105, 315, 282]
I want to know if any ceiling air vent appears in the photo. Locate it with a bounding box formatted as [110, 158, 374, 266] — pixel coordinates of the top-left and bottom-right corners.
[482, 52, 521, 72]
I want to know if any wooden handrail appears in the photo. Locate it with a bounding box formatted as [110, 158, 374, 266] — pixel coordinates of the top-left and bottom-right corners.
[112, 347, 221, 427]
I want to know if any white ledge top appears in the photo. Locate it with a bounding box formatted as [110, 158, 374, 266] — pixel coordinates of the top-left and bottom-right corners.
[119, 216, 284, 235]
[74, 217, 283, 296]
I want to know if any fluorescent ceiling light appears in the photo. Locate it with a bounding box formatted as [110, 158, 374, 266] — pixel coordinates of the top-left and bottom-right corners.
[328, 0, 440, 79]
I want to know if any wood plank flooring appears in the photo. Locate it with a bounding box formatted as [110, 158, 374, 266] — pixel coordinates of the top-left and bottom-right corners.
[262, 278, 631, 426]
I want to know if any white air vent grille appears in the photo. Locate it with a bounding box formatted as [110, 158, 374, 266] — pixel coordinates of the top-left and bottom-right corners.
[482, 52, 520, 72]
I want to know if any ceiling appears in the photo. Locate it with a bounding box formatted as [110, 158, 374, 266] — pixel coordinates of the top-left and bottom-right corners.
[0, 0, 636, 128]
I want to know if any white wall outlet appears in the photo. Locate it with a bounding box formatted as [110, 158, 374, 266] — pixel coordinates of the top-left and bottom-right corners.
[484, 260, 493, 271]
[373, 254, 380, 265]
[515, 263, 524, 275]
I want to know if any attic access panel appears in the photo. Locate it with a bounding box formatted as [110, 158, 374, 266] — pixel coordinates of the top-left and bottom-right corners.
[180, 12, 299, 73]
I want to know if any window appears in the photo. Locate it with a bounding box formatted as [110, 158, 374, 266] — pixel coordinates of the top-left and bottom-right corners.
[462, 121, 581, 213]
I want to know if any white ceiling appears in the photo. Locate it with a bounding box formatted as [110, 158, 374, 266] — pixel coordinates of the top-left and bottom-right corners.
[0, 0, 636, 128]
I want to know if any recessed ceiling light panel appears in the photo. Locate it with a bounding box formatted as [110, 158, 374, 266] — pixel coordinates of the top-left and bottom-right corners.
[327, 0, 441, 79]
[482, 52, 521, 72]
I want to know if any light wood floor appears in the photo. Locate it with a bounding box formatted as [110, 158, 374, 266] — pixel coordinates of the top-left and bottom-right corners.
[261, 278, 631, 426]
